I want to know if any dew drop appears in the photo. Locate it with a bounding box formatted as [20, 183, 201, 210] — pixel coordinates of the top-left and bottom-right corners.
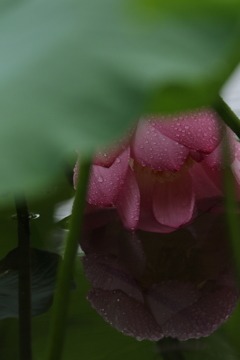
[12, 213, 40, 220]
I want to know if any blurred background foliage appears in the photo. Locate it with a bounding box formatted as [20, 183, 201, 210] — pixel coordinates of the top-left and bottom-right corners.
[0, 0, 239, 197]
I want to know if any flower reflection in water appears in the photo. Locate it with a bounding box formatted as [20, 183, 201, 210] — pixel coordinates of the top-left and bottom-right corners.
[80, 211, 239, 341]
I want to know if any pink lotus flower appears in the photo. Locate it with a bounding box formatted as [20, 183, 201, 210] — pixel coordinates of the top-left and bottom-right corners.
[76, 108, 240, 342]
[74, 108, 240, 232]
[81, 211, 239, 341]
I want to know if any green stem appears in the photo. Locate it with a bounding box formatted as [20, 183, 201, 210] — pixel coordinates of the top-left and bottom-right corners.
[15, 193, 32, 360]
[222, 166, 240, 282]
[214, 98, 240, 282]
[47, 156, 92, 360]
[214, 96, 240, 139]
[157, 338, 185, 360]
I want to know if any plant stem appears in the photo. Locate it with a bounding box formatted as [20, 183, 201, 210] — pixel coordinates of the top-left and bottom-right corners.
[214, 96, 240, 139]
[157, 338, 185, 360]
[14, 193, 32, 360]
[214, 99, 240, 282]
[222, 167, 240, 282]
[47, 156, 92, 360]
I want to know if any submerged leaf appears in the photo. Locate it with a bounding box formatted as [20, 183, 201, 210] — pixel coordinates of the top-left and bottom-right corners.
[0, 248, 60, 318]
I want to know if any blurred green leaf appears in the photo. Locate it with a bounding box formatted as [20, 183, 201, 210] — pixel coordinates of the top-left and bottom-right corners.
[135, 0, 240, 15]
[0, 0, 239, 196]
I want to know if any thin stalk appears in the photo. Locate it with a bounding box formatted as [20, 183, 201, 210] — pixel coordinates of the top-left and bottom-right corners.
[214, 99, 240, 281]
[47, 156, 92, 360]
[157, 338, 185, 360]
[214, 96, 240, 139]
[15, 193, 32, 360]
[222, 166, 240, 282]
